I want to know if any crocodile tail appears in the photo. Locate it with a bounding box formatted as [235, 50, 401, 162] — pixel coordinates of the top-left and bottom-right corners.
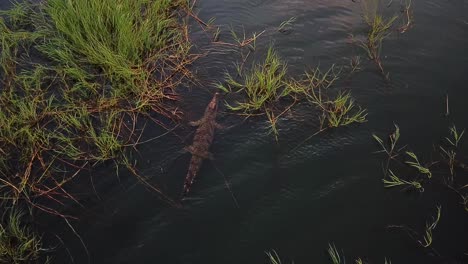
[182, 156, 202, 196]
[182, 170, 196, 196]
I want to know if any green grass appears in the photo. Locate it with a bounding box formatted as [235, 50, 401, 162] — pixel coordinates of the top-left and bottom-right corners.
[0, 0, 191, 213]
[0, 208, 49, 264]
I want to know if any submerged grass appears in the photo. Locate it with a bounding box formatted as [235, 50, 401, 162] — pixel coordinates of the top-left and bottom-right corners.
[0, 0, 194, 213]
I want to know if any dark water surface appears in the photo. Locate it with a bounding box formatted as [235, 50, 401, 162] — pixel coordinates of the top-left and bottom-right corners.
[3, 0, 467, 263]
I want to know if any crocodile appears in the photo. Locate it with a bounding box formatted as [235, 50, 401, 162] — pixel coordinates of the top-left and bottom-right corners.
[182, 92, 222, 196]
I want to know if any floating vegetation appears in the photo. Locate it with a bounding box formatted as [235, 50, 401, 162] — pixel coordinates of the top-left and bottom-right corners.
[0, 0, 193, 214]
[0, 208, 49, 264]
[220, 46, 367, 139]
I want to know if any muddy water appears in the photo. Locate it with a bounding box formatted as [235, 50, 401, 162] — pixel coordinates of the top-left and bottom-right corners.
[7, 0, 467, 263]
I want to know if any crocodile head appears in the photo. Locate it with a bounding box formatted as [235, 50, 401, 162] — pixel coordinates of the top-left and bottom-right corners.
[208, 92, 220, 111]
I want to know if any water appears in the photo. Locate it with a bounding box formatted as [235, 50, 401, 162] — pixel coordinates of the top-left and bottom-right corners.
[3, 0, 467, 263]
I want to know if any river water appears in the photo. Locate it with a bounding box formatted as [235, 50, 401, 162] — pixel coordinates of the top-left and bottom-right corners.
[2, 0, 468, 263]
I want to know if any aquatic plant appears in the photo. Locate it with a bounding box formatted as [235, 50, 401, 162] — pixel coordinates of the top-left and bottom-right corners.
[0, 208, 49, 264]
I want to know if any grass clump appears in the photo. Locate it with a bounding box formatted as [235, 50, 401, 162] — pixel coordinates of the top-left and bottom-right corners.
[0, 208, 49, 264]
[0, 0, 193, 213]
[222, 47, 287, 112]
[220, 46, 367, 138]
[219, 46, 291, 138]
